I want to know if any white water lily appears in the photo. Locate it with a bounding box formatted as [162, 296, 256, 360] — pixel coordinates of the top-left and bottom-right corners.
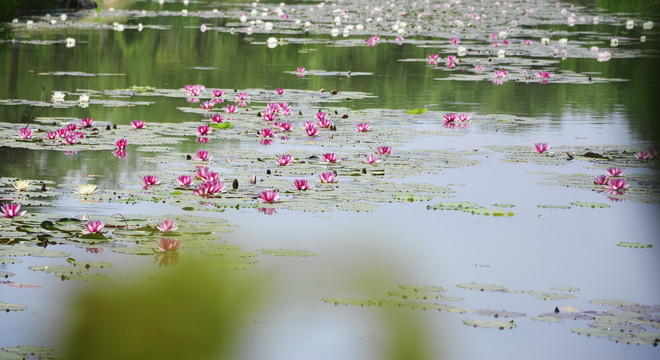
[497, 49, 506, 58]
[52, 91, 65, 102]
[640, 36, 647, 43]
[610, 38, 619, 47]
[541, 37, 550, 45]
[457, 46, 467, 56]
[13, 180, 30, 192]
[76, 184, 99, 196]
[79, 94, 89, 102]
[26, 20, 34, 28]
[558, 38, 568, 46]
[626, 20, 634, 30]
[65, 37, 76, 48]
[643, 21, 653, 30]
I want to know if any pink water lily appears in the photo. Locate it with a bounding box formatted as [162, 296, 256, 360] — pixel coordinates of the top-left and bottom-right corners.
[606, 167, 624, 177]
[84, 220, 105, 234]
[193, 180, 226, 197]
[306, 125, 319, 137]
[155, 237, 182, 253]
[56, 128, 69, 138]
[197, 125, 211, 136]
[177, 175, 193, 186]
[303, 121, 316, 130]
[534, 143, 550, 154]
[427, 54, 439, 65]
[605, 178, 629, 192]
[315, 110, 328, 122]
[260, 128, 275, 138]
[523, 39, 532, 45]
[131, 120, 146, 129]
[278, 102, 291, 115]
[115, 138, 127, 150]
[366, 35, 380, 47]
[194, 150, 212, 161]
[81, 118, 94, 128]
[237, 93, 249, 101]
[156, 219, 179, 232]
[210, 114, 224, 123]
[259, 189, 280, 203]
[319, 172, 337, 183]
[296, 67, 307, 77]
[321, 153, 339, 163]
[211, 98, 224, 105]
[537, 71, 552, 79]
[291, 179, 312, 191]
[593, 175, 609, 185]
[1, 203, 26, 218]
[445, 55, 458, 68]
[263, 109, 277, 122]
[212, 89, 223, 97]
[224, 105, 237, 114]
[356, 123, 371, 132]
[364, 153, 379, 164]
[64, 133, 79, 145]
[196, 166, 219, 182]
[458, 113, 471, 122]
[443, 113, 457, 127]
[318, 118, 333, 128]
[474, 64, 484, 73]
[66, 124, 78, 132]
[276, 88, 284, 95]
[185, 84, 205, 96]
[275, 122, 292, 132]
[44, 131, 57, 140]
[635, 150, 653, 161]
[450, 37, 460, 45]
[201, 101, 214, 110]
[494, 69, 509, 79]
[17, 127, 32, 139]
[276, 154, 293, 166]
[141, 175, 160, 189]
[196, 137, 210, 144]
[377, 146, 392, 155]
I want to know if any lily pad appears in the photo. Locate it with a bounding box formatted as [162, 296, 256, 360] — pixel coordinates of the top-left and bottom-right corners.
[463, 319, 517, 330]
[0, 302, 27, 312]
[258, 249, 317, 257]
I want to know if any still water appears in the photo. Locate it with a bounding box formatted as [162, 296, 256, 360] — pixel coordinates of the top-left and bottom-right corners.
[0, 0, 659, 359]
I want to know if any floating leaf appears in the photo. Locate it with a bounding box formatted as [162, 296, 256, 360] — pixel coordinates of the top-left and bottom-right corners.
[404, 109, 428, 115]
[617, 242, 652, 249]
[0, 302, 27, 312]
[463, 319, 517, 330]
[258, 249, 317, 257]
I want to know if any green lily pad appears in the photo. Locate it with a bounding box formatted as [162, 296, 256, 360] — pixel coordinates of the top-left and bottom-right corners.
[0, 302, 27, 312]
[463, 319, 517, 330]
[0, 246, 70, 258]
[404, 109, 428, 115]
[258, 249, 317, 257]
[617, 242, 652, 249]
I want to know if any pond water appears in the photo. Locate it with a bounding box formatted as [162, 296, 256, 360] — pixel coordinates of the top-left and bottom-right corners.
[0, 0, 659, 359]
